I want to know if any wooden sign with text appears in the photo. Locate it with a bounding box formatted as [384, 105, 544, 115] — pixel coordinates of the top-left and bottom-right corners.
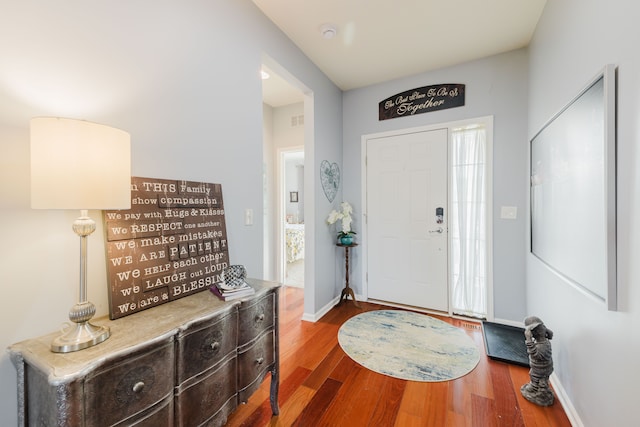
[103, 177, 229, 319]
[379, 83, 465, 120]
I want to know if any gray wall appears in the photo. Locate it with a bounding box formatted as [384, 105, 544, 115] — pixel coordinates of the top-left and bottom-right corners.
[342, 49, 529, 322]
[527, 0, 640, 425]
[0, 1, 342, 425]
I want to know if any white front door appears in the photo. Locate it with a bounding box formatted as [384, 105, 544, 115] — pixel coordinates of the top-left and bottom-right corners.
[366, 128, 449, 311]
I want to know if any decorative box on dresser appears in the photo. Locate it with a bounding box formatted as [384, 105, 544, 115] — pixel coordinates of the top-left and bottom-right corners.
[8, 279, 280, 427]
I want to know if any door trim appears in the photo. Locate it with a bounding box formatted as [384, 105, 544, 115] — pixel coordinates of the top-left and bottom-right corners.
[361, 116, 494, 319]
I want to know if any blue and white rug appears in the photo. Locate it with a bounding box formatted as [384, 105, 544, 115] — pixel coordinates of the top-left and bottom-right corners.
[338, 310, 480, 382]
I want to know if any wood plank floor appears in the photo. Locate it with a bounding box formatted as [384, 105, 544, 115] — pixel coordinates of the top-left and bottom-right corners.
[226, 286, 572, 427]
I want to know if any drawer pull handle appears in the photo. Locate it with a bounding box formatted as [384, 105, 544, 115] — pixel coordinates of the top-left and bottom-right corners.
[256, 313, 265, 322]
[256, 357, 264, 365]
[210, 341, 220, 351]
[132, 381, 145, 393]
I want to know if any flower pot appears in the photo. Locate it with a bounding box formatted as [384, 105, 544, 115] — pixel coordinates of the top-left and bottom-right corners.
[339, 235, 354, 245]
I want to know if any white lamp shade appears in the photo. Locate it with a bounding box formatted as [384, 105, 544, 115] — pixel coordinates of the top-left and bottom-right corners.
[30, 117, 131, 210]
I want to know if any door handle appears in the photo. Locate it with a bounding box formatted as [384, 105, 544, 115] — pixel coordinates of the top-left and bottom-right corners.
[429, 227, 444, 234]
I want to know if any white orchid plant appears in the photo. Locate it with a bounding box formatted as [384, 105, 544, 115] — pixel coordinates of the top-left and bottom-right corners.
[327, 202, 356, 238]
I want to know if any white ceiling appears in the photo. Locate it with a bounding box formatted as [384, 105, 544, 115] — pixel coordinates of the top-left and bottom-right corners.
[257, 0, 547, 107]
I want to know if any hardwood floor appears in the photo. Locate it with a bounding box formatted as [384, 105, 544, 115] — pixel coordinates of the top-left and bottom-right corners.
[226, 286, 572, 427]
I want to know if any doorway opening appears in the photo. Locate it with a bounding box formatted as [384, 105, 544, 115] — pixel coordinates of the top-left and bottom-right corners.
[261, 58, 313, 308]
[282, 149, 305, 288]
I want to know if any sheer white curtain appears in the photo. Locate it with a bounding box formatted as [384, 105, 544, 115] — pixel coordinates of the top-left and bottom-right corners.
[451, 126, 487, 318]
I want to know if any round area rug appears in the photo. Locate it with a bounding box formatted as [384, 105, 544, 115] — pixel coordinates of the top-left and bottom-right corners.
[338, 310, 480, 382]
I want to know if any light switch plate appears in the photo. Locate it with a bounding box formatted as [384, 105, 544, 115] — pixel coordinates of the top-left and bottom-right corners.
[245, 208, 253, 225]
[500, 206, 518, 220]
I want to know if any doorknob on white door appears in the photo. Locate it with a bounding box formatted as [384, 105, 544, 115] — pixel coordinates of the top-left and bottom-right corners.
[429, 227, 444, 234]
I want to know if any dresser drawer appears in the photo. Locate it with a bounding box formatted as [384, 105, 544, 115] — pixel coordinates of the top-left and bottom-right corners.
[238, 293, 275, 346]
[238, 330, 275, 402]
[175, 355, 237, 427]
[176, 309, 237, 384]
[114, 394, 174, 427]
[84, 340, 175, 427]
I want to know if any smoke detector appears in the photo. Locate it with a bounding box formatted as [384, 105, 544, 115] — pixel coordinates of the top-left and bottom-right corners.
[319, 23, 337, 39]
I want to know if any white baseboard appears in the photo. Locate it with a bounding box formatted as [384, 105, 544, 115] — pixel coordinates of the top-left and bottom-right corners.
[301, 295, 341, 322]
[301, 292, 369, 322]
[550, 373, 582, 427]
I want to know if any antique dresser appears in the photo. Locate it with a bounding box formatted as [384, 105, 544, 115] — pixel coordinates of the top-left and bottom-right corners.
[8, 279, 280, 427]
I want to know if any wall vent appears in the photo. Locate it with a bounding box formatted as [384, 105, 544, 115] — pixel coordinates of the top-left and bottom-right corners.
[291, 115, 304, 127]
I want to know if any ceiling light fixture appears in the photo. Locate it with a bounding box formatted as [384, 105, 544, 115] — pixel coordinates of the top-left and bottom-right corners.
[319, 23, 337, 40]
[261, 69, 270, 80]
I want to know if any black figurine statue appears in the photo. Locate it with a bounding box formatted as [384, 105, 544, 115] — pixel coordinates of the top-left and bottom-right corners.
[520, 316, 555, 406]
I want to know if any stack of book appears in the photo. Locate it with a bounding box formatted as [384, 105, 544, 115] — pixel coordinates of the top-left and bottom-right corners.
[210, 280, 255, 301]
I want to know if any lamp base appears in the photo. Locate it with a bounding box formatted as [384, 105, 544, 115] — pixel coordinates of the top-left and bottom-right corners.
[51, 321, 110, 353]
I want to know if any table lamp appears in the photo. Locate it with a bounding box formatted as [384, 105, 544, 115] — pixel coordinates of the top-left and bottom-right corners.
[30, 117, 131, 353]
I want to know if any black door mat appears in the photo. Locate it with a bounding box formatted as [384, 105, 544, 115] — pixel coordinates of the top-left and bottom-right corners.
[482, 321, 530, 367]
